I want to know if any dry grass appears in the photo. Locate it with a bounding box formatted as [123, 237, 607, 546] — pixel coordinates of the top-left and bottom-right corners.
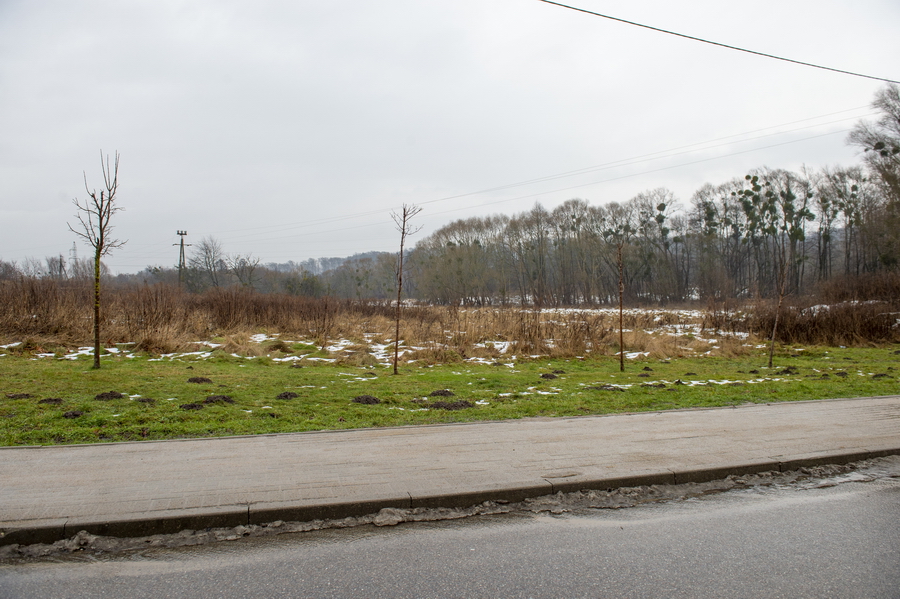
[1, 278, 897, 363]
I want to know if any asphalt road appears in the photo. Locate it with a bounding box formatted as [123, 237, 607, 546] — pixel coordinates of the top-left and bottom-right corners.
[2, 473, 898, 598]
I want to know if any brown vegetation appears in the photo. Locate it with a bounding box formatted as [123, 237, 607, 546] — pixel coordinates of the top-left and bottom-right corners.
[0, 277, 897, 361]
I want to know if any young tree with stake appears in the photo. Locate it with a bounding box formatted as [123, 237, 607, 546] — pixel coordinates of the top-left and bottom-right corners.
[68, 151, 126, 370]
[391, 204, 423, 375]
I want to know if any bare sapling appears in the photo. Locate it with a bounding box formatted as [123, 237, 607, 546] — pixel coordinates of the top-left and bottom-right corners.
[768, 245, 788, 369]
[391, 204, 423, 374]
[68, 151, 126, 369]
[617, 240, 625, 372]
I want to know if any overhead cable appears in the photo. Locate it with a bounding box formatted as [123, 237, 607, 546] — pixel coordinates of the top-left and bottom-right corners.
[537, 0, 900, 85]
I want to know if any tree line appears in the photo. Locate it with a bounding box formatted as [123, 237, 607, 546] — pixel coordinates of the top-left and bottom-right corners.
[410, 86, 899, 306]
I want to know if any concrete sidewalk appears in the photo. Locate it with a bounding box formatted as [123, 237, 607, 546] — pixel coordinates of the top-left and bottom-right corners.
[2, 395, 899, 546]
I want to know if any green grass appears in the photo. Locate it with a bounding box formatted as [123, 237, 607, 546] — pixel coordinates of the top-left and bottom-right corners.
[1, 345, 898, 446]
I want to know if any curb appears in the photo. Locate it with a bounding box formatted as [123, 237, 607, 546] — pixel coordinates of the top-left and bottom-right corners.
[3, 446, 898, 548]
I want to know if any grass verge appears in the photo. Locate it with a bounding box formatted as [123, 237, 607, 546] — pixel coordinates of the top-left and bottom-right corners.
[1, 345, 898, 446]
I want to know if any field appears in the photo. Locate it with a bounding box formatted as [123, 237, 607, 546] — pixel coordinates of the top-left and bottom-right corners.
[2, 307, 898, 446]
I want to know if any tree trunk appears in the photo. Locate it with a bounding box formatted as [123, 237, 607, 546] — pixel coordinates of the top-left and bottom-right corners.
[618, 242, 625, 372]
[92, 247, 101, 370]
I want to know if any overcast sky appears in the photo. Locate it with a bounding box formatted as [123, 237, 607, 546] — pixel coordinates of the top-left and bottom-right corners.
[1, 0, 898, 273]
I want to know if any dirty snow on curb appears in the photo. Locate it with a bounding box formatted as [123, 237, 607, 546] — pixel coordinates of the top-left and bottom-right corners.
[3, 456, 897, 560]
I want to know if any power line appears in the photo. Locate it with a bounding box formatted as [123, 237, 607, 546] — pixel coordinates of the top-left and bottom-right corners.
[199, 107, 870, 241]
[426, 128, 851, 218]
[207, 108, 874, 243]
[115, 126, 851, 267]
[107, 124, 840, 267]
[115, 114, 866, 263]
[537, 0, 900, 85]
[416, 112, 874, 206]
[205, 126, 857, 251]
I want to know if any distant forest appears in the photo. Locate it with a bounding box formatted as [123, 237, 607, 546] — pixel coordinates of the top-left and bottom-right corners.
[3, 85, 899, 307]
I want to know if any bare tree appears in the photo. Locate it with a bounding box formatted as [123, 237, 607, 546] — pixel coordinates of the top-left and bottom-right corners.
[189, 236, 226, 289]
[0, 259, 20, 281]
[227, 253, 261, 288]
[391, 204, 423, 375]
[68, 151, 126, 369]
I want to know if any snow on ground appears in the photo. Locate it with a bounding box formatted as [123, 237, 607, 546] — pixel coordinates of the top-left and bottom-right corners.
[3, 308, 805, 380]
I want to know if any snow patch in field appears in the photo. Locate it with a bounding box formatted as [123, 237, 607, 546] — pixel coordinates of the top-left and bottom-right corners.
[250, 333, 277, 343]
[272, 355, 305, 362]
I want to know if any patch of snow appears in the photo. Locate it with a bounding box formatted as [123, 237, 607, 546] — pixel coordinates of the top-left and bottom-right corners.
[250, 333, 277, 343]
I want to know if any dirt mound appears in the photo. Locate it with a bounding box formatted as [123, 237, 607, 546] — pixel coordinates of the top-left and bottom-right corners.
[95, 391, 124, 400]
[775, 366, 799, 375]
[277, 392, 299, 400]
[428, 389, 455, 397]
[352, 395, 381, 405]
[203, 395, 235, 404]
[430, 400, 474, 410]
[187, 377, 213, 384]
[62, 411, 83, 419]
[179, 403, 203, 410]
[5, 393, 32, 399]
[587, 385, 625, 392]
[540, 373, 558, 380]
[135, 397, 156, 404]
